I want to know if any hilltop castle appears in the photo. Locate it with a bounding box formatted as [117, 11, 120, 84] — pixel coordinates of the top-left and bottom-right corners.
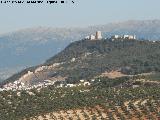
[85, 31, 102, 40]
[85, 31, 136, 41]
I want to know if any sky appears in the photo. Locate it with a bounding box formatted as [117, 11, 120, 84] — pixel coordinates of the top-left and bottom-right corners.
[0, 0, 160, 34]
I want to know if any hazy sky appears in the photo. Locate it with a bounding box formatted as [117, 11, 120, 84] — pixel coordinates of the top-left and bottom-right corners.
[0, 0, 160, 34]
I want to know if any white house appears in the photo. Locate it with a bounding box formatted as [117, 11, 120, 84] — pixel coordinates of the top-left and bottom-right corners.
[90, 35, 96, 40]
[123, 35, 136, 39]
[111, 35, 120, 39]
[83, 82, 91, 86]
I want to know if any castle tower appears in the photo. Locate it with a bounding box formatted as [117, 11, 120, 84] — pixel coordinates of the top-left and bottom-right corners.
[95, 31, 102, 40]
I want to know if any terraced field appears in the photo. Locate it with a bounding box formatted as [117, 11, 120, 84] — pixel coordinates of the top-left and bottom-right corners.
[1, 75, 160, 120]
[30, 99, 160, 120]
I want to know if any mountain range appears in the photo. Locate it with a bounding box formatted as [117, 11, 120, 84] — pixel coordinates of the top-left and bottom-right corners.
[1, 19, 160, 81]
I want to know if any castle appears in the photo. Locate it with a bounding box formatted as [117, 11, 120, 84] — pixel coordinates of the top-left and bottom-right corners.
[85, 31, 102, 40]
[85, 31, 136, 41]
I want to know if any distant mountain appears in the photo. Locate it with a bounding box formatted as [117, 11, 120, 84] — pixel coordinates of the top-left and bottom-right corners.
[1, 19, 160, 80]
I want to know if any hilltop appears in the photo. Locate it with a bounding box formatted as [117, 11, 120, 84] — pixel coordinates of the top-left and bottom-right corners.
[2, 38, 160, 89]
[0, 37, 160, 119]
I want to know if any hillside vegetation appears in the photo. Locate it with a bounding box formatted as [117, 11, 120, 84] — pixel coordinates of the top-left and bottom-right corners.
[2, 38, 160, 86]
[1, 38, 160, 119]
[0, 75, 160, 120]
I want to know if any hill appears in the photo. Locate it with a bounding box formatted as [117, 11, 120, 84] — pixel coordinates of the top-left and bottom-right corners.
[1, 19, 160, 81]
[1, 38, 160, 119]
[2, 38, 160, 88]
